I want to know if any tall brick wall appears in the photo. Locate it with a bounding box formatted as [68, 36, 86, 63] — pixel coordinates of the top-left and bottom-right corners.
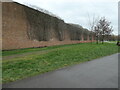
[2, 2, 95, 50]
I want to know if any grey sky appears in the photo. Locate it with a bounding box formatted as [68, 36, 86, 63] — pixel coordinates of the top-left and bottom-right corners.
[14, 0, 118, 35]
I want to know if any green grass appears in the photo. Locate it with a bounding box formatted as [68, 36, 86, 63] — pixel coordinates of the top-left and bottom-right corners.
[109, 41, 117, 43]
[2, 43, 119, 83]
[2, 43, 82, 56]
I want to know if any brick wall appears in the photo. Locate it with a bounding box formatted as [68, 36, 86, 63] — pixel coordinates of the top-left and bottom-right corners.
[2, 2, 95, 50]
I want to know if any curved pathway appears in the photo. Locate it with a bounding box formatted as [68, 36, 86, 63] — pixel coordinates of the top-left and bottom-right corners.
[3, 53, 118, 88]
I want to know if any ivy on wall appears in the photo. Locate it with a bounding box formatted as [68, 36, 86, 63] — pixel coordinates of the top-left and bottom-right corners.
[24, 5, 93, 41]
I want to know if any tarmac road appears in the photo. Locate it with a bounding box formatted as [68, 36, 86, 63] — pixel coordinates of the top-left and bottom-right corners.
[3, 53, 118, 88]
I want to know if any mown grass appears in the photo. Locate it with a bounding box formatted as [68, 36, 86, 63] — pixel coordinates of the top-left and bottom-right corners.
[2, 43, 82, 56]
[2, 43, 119, 83]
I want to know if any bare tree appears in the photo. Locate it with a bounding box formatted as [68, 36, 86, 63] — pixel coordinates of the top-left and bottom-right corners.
[95, 17, 113, 44]
[87, 13, 99, 43]
[94, 25, 100, 44]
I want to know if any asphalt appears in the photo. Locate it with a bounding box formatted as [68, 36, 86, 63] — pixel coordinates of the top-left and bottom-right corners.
[3, 53, 118, 88]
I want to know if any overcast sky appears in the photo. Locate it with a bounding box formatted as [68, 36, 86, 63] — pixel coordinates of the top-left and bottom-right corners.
[14, 0, 118, 35]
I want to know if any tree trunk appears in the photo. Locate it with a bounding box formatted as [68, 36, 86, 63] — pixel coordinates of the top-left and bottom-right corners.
[96, 36, 99, 44]
[102, 35, 104, 44]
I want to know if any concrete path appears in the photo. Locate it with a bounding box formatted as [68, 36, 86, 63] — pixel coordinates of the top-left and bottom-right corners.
[3, 53, 118, 88]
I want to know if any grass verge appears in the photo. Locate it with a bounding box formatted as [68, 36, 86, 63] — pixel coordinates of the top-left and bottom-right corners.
[2, 43, 119, 83]
[2, 43, 82, 56]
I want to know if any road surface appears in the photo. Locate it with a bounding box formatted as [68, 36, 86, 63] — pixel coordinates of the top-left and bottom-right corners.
[3, 53, 118, 88]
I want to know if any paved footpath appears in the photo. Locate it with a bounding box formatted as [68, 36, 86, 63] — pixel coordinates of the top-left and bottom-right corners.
[3, 53, 118, 88]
